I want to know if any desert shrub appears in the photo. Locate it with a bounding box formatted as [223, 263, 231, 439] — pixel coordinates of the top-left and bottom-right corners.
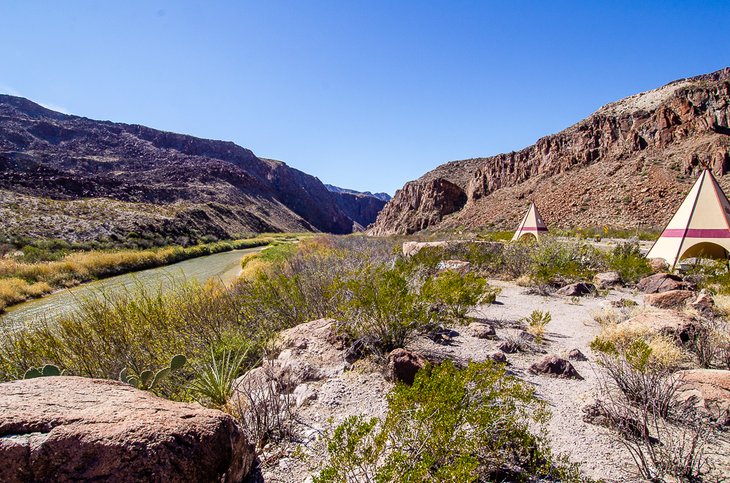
[421, 270, 496, 320]
[315, 360, 586, 482]
[527, 238, 605, 288]
[339, 265, 433, 357]
[523, 310, 551, 343]
[684, 317, 730, 369]
[591, 306, 630, 326]
[595, 340, 682, 418]
[595, 354, 718, 482]
[229, 364, 295, 450]
[606, 241, 652, 284]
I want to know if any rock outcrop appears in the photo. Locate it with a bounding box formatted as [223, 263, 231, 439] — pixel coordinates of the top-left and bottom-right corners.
[371, 67, 730, 235]
[0, 95, 386, 243]
[0, 376, 254, 483]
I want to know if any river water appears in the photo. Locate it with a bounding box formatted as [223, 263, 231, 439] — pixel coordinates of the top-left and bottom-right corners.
[0, 247, 263, 329]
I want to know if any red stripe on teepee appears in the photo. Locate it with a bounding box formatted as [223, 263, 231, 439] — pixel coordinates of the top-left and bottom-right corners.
[661, 228, 730, 238]
[520, 227, 549, 232]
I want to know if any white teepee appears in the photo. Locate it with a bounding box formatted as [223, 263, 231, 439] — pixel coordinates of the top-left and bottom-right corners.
[512, 202, 548, 241]
[646, 169, 730, 269]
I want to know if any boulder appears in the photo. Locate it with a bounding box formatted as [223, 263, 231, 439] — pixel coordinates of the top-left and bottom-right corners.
[232, 319, 346, 402]
[622, 310, 699, 344]
[593, 271, 622, 289]
[518, 330, 536, 343]
[677, 369, 730, 426]
[529, 355, 583, 379]
[637, 273, 690, 294]
[401, 241, 448, 257]
[556, 282, 595, 297]
[568, 348, 588, 361]
[436, 260, 471, 273]
[644, 289, 695, 309]
[0, 377, 254, 483]
[387, 348, 427, 385]
[466, 322, 497, 339]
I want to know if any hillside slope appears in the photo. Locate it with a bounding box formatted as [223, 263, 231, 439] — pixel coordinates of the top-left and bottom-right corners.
[0, 96, 384, 244]
[371, 68, 730, 235]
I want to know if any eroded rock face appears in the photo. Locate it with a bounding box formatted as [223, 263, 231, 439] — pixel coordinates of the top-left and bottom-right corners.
[0, 376, 255, 483]
[370, 178, 467, 235]
[529, 355, 583, 379]
[370, 68, 730, 235]
[387, 348, 427, 385]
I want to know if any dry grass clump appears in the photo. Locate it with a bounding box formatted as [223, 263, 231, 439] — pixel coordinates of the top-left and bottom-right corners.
[591, 306, 629, 326]
[591, 322, 687, 371]
[0, 278, 54, 310]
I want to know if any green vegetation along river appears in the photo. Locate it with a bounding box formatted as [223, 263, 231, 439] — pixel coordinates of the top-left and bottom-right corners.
[1, 247, 263, 329]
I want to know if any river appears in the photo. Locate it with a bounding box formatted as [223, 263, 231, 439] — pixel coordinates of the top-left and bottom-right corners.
[0, 246, 264, 329]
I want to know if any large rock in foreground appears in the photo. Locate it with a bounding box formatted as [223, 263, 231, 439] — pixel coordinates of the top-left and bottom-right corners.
[0, 376, 254, 483]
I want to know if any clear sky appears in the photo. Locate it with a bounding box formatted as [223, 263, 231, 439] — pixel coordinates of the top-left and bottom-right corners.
[1, 1, 729, 194]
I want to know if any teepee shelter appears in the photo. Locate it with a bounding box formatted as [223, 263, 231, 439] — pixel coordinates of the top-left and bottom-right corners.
[512, 202, 548, 241]
[647, 169, 730, 269]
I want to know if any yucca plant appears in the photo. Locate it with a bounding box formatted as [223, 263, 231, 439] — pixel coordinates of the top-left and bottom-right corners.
[523, 310, 552, 343]
[191, 349, 249, 408]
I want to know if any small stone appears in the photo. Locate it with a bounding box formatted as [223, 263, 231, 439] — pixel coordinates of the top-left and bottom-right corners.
[292, 383, 317, 408]
[466, 322, 496, 339]
[518, 330, 536, 343]
[593, 271, 622, 289]
[529, 355, 583, 379]
[691, 291, 715, 316]
[498, 340, 519, 354]
[568, 348, 588, 361]
[487, 351, 508, 364]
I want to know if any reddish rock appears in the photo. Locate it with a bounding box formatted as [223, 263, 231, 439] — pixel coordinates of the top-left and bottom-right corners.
[644, 289, 695, 309]
[648, 258, 669, 273]
[556, 282, 596, 297]
[529, 355, 583, 379]
[0, 376, 254, 483]
[637, 273, 690, 294]
[387, 348, 427, 385]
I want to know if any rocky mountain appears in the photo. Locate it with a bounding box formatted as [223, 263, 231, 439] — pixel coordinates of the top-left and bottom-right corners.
[324, 184, 392, 202]
[323, 185, 389, 229]
[371, 68, 730, 235]
[0, 95, 385, 244]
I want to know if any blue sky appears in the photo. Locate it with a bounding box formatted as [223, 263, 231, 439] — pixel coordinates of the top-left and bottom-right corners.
[1, 1, 729, 194]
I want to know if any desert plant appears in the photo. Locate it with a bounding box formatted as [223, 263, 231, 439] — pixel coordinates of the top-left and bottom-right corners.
[315, 360, 586, 482]
[421, 270, 496, 320]
[607, 241, 652, 284]
[190, 349, 248, 408]
[229, 364, 295, 451]
[119, 354, 187, 391]
[23, 363, 63, 378]
[523, 309, 551, 343]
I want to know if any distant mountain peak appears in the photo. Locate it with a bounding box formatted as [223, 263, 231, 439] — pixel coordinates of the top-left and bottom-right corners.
[324, 184, 391, 202]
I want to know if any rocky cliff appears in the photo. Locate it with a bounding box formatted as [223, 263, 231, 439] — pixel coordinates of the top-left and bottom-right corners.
[371, 68, 730, 235]
[0, 95, 385, 243]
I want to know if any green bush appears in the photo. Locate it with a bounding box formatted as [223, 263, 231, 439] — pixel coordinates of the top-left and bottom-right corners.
[528, 238, 604, 287]
[339, 265, 433, 356]
[315, 360, 587, 482]
[607, 241, 652, 284]
[421, 270, 496, 320]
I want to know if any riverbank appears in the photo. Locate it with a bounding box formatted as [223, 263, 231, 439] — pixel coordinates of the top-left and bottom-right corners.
[0, 235, 290, 313]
